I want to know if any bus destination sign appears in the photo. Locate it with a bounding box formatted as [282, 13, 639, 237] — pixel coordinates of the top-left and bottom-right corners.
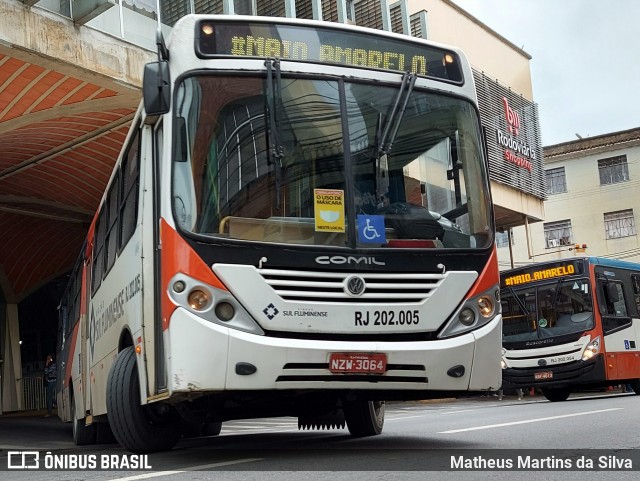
[196, 21, 463, 82]
[502, 261, 582, 287]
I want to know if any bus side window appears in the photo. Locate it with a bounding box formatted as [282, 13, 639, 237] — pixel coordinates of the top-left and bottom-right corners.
[631, 274, 640, 315]
[599, 280, 631, 334]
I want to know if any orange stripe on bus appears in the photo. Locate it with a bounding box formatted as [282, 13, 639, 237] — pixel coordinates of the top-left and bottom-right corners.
[466, 246, 499, 298]
[160, 218, 227, 331]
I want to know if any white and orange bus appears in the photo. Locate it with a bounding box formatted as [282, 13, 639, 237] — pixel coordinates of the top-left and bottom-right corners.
[500, 257, 640, 401]
[56, 14, 501, 452]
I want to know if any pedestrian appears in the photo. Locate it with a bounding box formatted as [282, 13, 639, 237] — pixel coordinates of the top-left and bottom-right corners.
[516, 388, 524, 400]
[44, 354, 57, 417]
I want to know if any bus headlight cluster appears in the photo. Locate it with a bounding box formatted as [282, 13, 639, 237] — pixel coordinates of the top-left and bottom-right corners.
[215, 301, 235, 322]
[188, 289, 210, 310]
[168, 274, 264, 335]
[438, 285, 500, 339]
[582, 336, 600, 361]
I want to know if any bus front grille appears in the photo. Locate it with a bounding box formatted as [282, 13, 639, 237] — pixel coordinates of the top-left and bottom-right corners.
[258, 268, 445, 304]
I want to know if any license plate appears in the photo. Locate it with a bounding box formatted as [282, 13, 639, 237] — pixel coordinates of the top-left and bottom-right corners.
[329, 353, 387, 374]
[534, 371, 553, 380]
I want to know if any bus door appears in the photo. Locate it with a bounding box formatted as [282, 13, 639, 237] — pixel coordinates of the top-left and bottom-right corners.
[56, 302, 69, 420]
[82, 255, 92, 416]
[597, 276, 635, 379]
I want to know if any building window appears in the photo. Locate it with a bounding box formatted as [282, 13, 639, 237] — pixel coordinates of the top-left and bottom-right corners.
[604, 209, 636, 239]
[544, 220, 573, 248]
[496, 231, 514, 248]
[545, 167, 566, 194]
[598, 155, 629, 185]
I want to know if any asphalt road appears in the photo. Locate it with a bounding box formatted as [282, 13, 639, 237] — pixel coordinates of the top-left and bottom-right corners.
[0, 390, 638, 480]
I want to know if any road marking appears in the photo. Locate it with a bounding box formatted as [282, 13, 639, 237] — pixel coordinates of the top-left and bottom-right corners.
[386, 414, 430, 421]
[439, 409, 477, 414]
[103, 458, 262, 480]
[438, 407, 623, 434]
[221, 427, 301, 435]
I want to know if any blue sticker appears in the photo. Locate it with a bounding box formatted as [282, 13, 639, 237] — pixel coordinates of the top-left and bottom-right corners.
[357, 215, 386, 244]
[624, 340, 630, 350]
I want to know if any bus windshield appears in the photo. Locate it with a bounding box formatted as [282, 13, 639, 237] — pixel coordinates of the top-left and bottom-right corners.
[501, 278, 594, 342]
[172, 74, 492, 249]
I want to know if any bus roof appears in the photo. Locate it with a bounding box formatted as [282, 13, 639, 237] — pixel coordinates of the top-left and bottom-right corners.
[501, 256, 640, 280]
[587, 256, 640, 271]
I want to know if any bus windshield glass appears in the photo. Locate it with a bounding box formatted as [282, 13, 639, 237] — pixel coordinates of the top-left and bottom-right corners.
[172, 74, 492, 249]
[501, 278, 594, 342]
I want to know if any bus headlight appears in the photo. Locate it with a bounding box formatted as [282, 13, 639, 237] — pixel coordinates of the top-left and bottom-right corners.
[188, 289, 210, 310]
[215, 301, 235, 322]
[477, 296, 494, 317]
[168, 274, 264, 335]
[438, 285, 500, 338]
[582, 336, 600, 361]
[459, 308, 475, 326]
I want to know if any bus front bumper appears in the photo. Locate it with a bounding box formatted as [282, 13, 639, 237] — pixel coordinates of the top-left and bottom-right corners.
[165, 308, 502, 394]
[501, 355, 606, 390]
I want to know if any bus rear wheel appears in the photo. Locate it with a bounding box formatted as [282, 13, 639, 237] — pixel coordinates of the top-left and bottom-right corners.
[107, 347, 180, 453]
[542, 387, 571, 402]
[71, 392, 96, 446]
[343, 400, 385, 437]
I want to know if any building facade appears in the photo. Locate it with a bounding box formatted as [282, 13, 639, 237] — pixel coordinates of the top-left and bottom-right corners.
[500, 128, 640, 268]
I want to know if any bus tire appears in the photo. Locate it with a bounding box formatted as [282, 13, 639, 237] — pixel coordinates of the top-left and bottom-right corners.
[107, 347, 180, 453]
[629, 379, 640, 395]
[343, 400, 385, 437]
[542, 388, 571, 402]
[71, 392, 96, 446]
[203, 422, 222, 436]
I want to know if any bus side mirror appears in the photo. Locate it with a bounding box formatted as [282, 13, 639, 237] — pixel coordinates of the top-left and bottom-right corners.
[143, 61, 171, 116]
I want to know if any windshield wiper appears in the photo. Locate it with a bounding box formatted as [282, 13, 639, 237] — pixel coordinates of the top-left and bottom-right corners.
[265, 58, 284, 210]
[550, 279, 563, 309]
[378, 72, 416, 157]
[506, 287, 531, 317]
[373, 73, 416, 205]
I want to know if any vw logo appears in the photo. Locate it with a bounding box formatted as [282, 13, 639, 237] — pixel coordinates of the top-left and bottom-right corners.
[345, 276, 366, 297]
[538, 359, 547, 367]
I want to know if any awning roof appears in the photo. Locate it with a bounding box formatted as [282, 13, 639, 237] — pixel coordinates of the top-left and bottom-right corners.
[0, 51, 138, 302]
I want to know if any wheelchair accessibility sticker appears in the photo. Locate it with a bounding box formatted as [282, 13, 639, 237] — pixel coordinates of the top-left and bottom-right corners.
[357, 215, 386, 244]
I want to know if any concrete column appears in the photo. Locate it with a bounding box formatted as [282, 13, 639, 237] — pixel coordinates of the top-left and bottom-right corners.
[1, 304, 22, 413]
[223, 0, 235, 15]
[284, 0, 296, 18]
[399, 0, 411, 35]
[311, 0, 322, 20]
[336, 0, 348, 23]
[379, 0, 392, 31]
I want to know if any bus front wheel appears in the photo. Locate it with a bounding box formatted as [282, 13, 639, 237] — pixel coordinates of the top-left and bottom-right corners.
[343, 400, 385, 437]
[107, 347, 180, 453]
[542, 387, 571, 402]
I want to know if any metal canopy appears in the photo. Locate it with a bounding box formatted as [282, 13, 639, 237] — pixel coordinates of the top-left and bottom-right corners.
[0, 50, 138, 302]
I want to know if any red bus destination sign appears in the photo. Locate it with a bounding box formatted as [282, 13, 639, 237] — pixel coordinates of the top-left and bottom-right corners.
[196, 21, 463, 82]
